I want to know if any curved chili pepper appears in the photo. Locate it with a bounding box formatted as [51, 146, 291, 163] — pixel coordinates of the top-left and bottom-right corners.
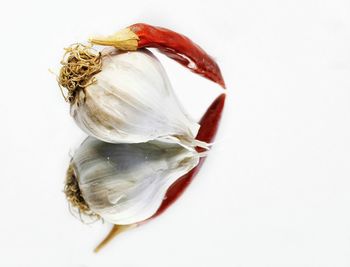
[90, 23, 226, 88]
[94, 93, 226, 252]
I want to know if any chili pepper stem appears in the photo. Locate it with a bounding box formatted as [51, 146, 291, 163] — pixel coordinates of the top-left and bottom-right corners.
[94, 224, 137, 253]
[89, 28, 139, 51]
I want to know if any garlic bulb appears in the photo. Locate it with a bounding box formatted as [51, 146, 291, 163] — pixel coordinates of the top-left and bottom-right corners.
[66, 136, 200, 225]
[59, 44, 205, 149]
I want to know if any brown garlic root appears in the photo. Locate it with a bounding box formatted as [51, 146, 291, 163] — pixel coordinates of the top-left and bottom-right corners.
[58, 43, 102, 103]
[64, 164, 100, 220]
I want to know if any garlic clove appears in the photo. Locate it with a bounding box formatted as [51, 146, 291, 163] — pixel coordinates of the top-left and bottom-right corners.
[66, 136, 200, 225]
[60, 45, 203, 149]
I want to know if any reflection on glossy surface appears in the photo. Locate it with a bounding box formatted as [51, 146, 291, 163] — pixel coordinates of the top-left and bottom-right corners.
[71, 137, 200, 225]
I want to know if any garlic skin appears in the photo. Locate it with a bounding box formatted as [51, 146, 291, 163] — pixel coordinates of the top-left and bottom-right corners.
[70, 136, 200, 225]
[70, 49, 201, 148]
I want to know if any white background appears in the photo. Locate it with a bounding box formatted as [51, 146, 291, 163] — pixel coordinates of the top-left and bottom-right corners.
[0, 0, 349, 266]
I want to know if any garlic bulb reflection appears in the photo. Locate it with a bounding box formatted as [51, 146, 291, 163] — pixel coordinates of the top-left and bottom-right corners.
[59, 44, 203, 149]
[65, 137, 200, 225]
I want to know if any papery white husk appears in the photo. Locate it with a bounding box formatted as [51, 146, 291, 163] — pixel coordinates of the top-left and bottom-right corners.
[70, 136, 200, 225]
[71, 49, 204, 149]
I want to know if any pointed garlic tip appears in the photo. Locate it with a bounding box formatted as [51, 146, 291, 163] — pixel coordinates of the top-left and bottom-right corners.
[89, 28, 139, 51]
[94, 224, 137, 253]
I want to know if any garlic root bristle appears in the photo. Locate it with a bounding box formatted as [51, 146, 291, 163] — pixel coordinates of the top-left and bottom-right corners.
[64, 164, 100, 221]
[58, 43, 102, 103]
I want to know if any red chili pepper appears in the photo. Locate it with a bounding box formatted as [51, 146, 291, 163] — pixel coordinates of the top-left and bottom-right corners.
[90, 23, 226, 88]
[94, 93, 226, 252]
